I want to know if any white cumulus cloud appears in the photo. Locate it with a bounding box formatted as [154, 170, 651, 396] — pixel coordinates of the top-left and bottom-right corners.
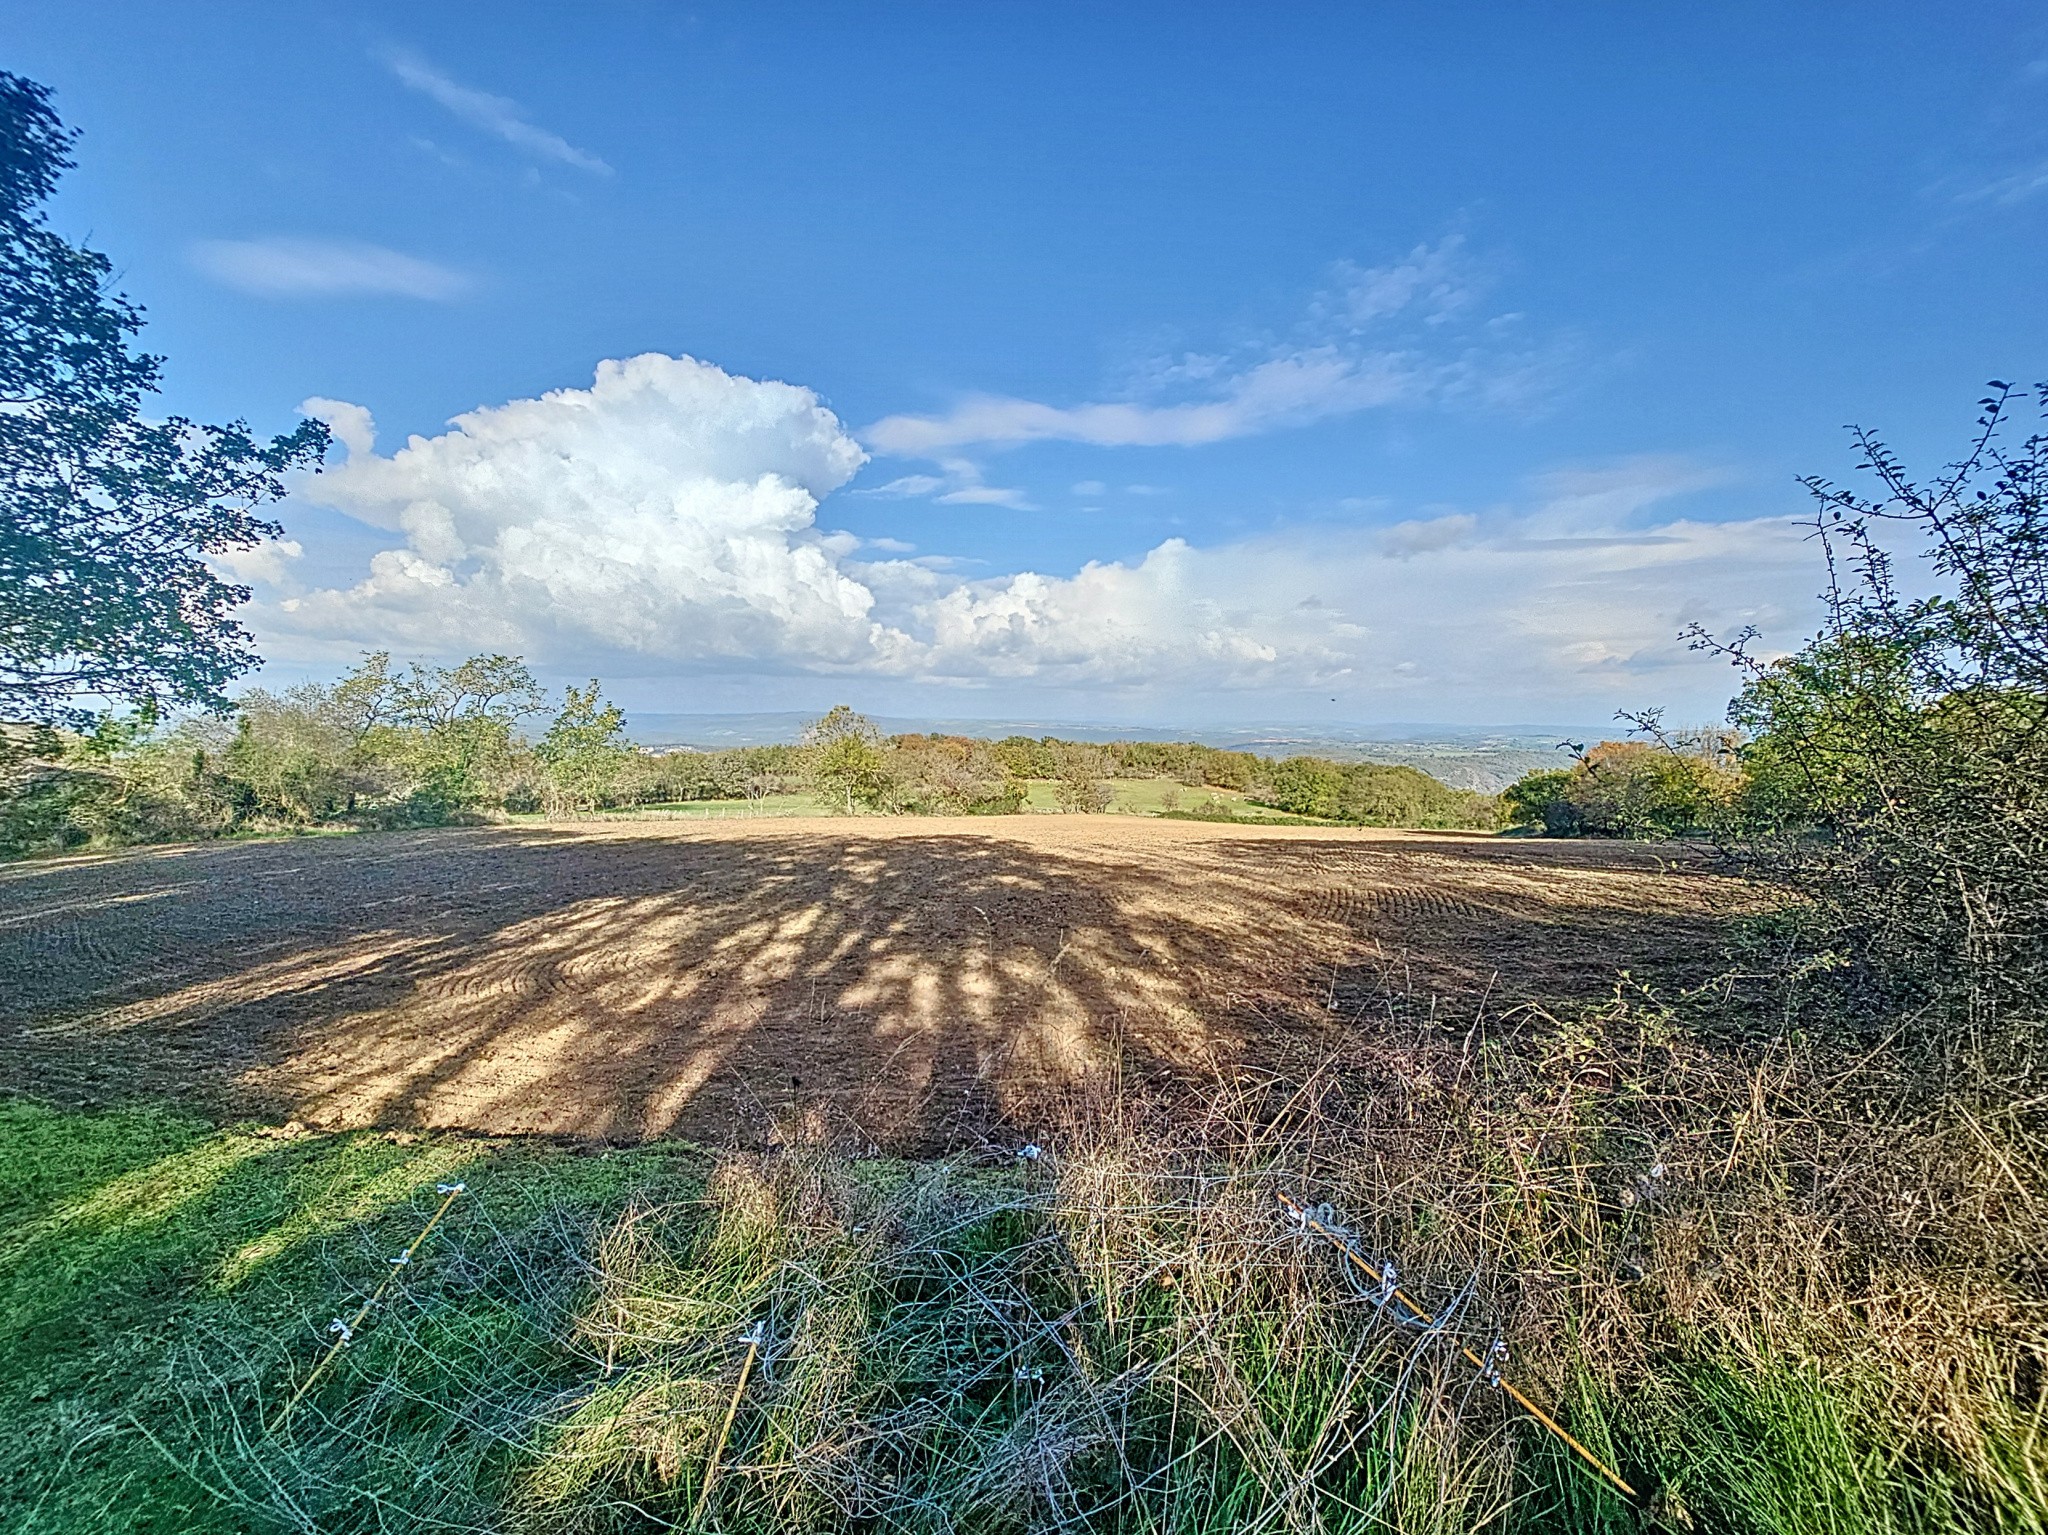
[300, 397, 377, 457]
[262, 355, 1829, 719]
[280, 354, 908, 669]
[209, 537, 304, 588]
[902, 465, 1812, 706]
[191, 238, 470, 300]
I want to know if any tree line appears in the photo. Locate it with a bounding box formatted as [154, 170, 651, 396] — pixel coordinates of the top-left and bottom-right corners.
[0, 653, 633, 851]
[0, 671, 1513, 853]
[1501, 733, 1742, 839]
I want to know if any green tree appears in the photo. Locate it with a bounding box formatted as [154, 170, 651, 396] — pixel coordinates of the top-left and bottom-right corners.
[991, 735, 1055, 780]
[1051, 742, 1112, 813]
[223, 684, 370, 823]
[0, 72, 329, 724]
[890, 733, 1025, 814]
[1502, 742, 1732, 838]
[1333, 761, 1501, 829]
[804, 705, 892, 813]
[1502, 767, 1577, 832]
[1572, 741, 1728, 838]
[393, 654, 548, 729]
[1195, 747, 1257, 791]
[1266, 756, 1342, 818]
[536, 681, 630, 814]
[347, 652, 545, 813]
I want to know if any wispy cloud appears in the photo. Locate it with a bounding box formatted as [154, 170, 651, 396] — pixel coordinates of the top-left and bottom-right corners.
[385, 49, 611, 176]
[857, 474, 948, 498]
[1523, 456, 1732, 527]
[864, 237, 1555, 457]
[190, 238, 470, 299]
[1956, 158, 2048, 206]
[853, 459, 1034, 509]
[1316, 239, 1481, 327]
[937, 485, 1035, 510]
[1933, 53, 2048, 209]
[865, 349, 1413, 456]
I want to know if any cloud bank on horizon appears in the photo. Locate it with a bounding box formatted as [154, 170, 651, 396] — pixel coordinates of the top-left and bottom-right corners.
[240, 351, 1822, 720]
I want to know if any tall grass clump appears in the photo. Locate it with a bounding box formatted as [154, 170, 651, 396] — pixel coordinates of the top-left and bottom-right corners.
[451, 1109, 1540, 1534]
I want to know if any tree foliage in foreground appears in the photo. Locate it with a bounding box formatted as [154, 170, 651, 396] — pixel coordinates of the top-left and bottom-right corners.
[1702, 383, 2048, 1075]
[0, 72, 329, 725]
[1505, 385, 2048, 1076]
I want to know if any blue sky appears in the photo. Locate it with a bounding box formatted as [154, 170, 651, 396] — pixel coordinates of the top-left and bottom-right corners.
[9, 3, 2048, 726]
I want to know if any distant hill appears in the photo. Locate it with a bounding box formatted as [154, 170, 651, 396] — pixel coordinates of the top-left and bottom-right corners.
[623, 713, 1601, 792]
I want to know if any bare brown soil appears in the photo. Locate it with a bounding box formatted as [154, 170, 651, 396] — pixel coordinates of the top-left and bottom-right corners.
[0, 817, 1752, 1147]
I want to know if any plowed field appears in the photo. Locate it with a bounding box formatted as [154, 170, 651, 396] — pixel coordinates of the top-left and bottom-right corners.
[0, 818, 1749, 1147]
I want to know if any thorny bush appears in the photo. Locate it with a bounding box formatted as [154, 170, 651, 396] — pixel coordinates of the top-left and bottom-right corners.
[1695, 383, 2048, 1088]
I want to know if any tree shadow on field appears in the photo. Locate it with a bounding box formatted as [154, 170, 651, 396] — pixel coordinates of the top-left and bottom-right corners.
[0, 825, 1744, 1149]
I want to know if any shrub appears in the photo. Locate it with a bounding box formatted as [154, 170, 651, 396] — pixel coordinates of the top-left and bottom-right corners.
[1503, 742, 1738, 839]
[221, 686, 376, 822]
[1574, 742, 1736, 838]
[1263, 755, 1502, 828]
[886, 734, 1025, 814]
[0, 715, 234, 854]
[1335, 762, 1504, 829]
[1503, 767, 1576, 832]
[1699, 383, 2048, 1077]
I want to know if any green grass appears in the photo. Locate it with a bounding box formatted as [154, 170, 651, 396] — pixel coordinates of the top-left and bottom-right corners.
[597, 779, 1299, 819]
[3, 1100, 2037, 1534]
[0, 1101, 704, 1533]
[1019, 776, 1302, 817]
[502, 793, 832, 821]
[598, 792, 830, 818]
[220, 823, 363, 843]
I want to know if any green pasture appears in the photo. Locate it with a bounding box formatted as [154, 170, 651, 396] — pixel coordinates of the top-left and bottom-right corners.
[602, 778, 1309, 819]
[0, 1100, 705, 1534]
[1016, 775, 1298, 816]
[592, 792, 830, 819]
